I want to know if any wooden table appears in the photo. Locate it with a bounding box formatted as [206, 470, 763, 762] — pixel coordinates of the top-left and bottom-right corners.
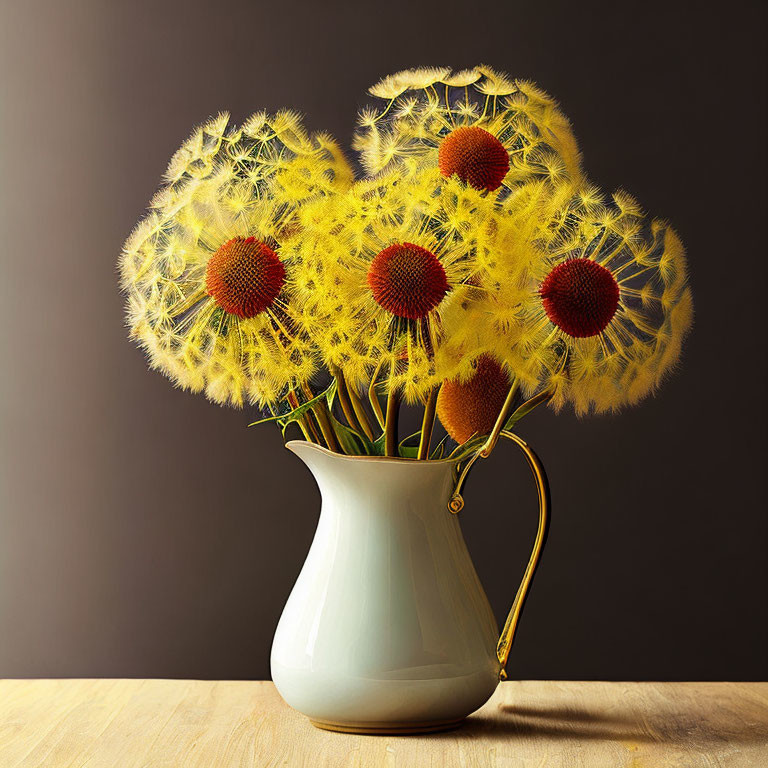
[0, 680, 766, 767]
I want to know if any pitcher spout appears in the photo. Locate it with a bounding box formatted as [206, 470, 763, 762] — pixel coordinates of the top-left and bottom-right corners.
[285, 439, 461, 508]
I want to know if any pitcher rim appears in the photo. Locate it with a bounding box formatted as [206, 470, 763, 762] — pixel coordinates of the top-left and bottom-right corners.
[285, 439, 461, 466]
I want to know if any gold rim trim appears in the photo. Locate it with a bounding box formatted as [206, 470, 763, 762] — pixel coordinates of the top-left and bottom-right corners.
[285, 439, 461, 466]
[309, 717, 465, 735]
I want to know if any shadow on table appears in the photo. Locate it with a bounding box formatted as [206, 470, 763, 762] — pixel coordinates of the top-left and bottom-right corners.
[423, 701, 768, 744]
[453, 703, 654, 742]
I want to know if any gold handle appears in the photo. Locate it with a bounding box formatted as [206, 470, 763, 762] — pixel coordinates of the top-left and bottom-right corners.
[449, 430, 551, 680]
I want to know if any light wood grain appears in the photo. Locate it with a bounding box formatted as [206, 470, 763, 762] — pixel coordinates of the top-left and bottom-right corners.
[0, 680, 766, 767]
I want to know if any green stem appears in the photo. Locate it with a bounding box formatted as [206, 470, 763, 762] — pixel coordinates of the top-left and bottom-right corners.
[347, 378, 376, 441]
[332, 366, 363, 435]
[304, 410, 323, 444]
[368, 372, 386, 430]
[417, 386, 440, 460]
[300, 381, 343, 453]
[313, 400, 342, 454]
[286, 391, 315, 444]
[384, 387, 401, 457]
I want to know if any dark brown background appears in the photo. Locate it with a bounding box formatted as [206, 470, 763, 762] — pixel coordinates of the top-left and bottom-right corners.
[1, 0, 766, 681]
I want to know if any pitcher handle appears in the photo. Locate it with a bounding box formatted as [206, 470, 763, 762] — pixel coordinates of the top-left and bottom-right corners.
[448, 429, 551, 680]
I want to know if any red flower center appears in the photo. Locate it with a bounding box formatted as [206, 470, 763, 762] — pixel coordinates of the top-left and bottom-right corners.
[367, 242, 449, 319]
[438, 126, 510, 191]
[540, 258, 620, 338]
[205, 236, 285, 319]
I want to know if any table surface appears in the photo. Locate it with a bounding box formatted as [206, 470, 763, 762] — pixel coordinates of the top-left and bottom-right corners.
[0, 680, 766, 767]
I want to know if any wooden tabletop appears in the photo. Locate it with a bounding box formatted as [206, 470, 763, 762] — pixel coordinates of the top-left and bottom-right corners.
[0, 680, 766, 767]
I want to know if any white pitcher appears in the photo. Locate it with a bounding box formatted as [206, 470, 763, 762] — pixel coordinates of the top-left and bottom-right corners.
[271, 434, 549, 734]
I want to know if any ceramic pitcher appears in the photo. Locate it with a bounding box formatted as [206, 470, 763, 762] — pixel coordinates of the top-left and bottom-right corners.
[271, 434, 549, 734]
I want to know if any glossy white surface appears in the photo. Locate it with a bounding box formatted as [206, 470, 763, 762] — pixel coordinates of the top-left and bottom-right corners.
[271, 441, 501, 728]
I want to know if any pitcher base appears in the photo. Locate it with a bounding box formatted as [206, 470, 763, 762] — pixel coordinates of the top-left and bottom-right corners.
[309, 716, 465, 735]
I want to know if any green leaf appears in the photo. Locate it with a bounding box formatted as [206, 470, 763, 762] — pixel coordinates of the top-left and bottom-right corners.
[280, 420, 305, 441]
[448, 434, 486, 462]
[247, 381, 337, 428]
[399, 430, 421, 448]
[326, 378, 339, 411]
[369, 433, 387, 456]
[396, 430, 423, 459]
[502, 388, 553, 431]
[247, 412, 286, 427]
[365, 431, 418, 458]
[430, 434, 449, 460]
[328, 413, 369, 455]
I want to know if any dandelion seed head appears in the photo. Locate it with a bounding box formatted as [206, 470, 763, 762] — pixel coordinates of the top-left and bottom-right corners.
[355, 66, 582, 189]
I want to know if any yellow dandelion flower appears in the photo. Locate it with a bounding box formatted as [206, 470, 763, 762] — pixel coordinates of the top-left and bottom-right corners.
[120, 112, 353, 408]
[353, 65, 582, 192]
[434, 181, 556, 393]
[476, 183, 693, 414]
[287, 173, 505, 403]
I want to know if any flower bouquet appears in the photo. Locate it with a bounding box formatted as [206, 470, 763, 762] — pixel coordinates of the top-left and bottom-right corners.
[120, 66, 692, 733]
